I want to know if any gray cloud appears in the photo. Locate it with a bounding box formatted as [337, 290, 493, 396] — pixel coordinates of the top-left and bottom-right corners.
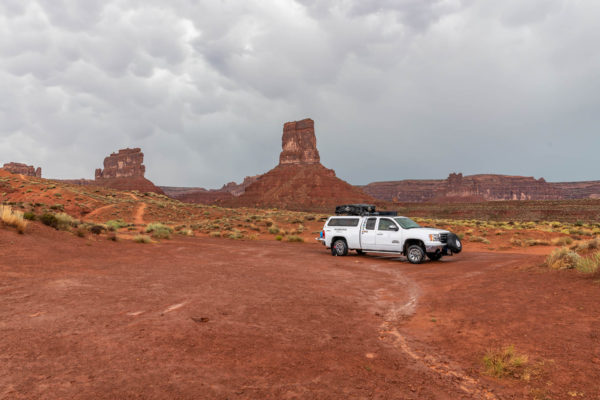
[0, 0, 599, 187]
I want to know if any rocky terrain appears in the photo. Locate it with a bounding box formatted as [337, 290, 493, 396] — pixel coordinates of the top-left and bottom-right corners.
[61, 148, 163, 194]
[225, 118, 375, 211]
[2, 162, 41, 177]
[363, 173, 600, 203]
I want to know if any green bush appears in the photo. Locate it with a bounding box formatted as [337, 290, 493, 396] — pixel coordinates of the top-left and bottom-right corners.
[106, 219, 128, 231]
[145, 222, 172, 239]
[23, 211, 36, 221]
[40, 213, 59, 229]
[287, 235, 304, 243]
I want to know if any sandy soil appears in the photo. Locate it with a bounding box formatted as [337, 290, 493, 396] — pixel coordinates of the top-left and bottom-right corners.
[1, 224, 599, 399]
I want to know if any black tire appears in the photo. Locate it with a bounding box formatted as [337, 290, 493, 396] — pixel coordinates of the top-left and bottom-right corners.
[407, 245, 425, 264]
[427, 252, 443, 261]
[356, 249, 364, 255]
[447, 233, 462, 254]
[332, 239, 348, 256]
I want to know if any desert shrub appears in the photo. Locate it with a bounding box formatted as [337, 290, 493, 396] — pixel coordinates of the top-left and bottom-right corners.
[524, 239, 549, 247]
[0, 205, 27, 234]
[23, 211, 36, 221]
[572, 238, 600, 252]
[89, 225, 105, 235]
[75, 226, 87, 238]
[209, 231, 221, 238]
[178, 229, 193, 236]
[106, 219, 128, 231]
[575, 253, 600, 274]
[55, 213, 79, 230]
[483, 345, 529, 379]
[551, 236, 573, 246]
[107, 232, 118, 241]
[145, 222, 172, 239]
[228, 231, 243, 240]
[268, 226, 280, 234]
[275, 235, 283, 241]
[134, 235, 151, 243]
[40, 213, 59, 229]
[545, 248, 581, 270]
[287, 235, 304, 243]
[471, 236, 490, 244]
[50, 204, 64, 211]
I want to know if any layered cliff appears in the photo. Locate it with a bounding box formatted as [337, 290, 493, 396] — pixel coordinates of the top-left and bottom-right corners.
[2, 162, 41, 177]
[362, 173, 600, 202]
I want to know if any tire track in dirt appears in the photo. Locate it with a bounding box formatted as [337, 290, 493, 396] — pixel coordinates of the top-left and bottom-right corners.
[125, 193, 146, 225]
[367, 260, 498, 400]
[134, 202, 146, 225]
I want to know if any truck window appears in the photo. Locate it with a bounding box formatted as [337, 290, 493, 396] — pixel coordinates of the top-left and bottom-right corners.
[327, 218, 360, 227]
[365, 218, 376, 230]
[378, 218, 398, 231]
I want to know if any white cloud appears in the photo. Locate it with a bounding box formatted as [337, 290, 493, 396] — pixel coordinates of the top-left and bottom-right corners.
[0, 0, 599, 187]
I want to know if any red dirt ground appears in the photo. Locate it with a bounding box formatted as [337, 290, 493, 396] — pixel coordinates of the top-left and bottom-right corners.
[2, 223, 599, 399]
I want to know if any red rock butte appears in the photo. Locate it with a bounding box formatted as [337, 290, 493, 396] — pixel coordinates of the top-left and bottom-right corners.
[95, 148, 145, 179]
[279, 118, 320, 165]
[2, 162, 41, 178]
[226, 118, 375, 211]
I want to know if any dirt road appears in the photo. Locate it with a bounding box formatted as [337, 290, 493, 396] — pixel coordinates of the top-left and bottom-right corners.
[1, 224, 598, 399]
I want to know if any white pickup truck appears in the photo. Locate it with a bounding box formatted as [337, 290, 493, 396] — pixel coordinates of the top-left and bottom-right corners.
[317, 215, 462, 264]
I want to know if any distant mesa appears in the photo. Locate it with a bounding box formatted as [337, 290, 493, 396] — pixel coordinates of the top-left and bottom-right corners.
[2, 162, 41, 178]
[61, 148, 163, 194]
[362, 172, 600, 202]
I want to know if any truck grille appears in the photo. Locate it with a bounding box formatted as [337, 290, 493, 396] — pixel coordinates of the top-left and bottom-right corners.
[440, 233, 448, 243]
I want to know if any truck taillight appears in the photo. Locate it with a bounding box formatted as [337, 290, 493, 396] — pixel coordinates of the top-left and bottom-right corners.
[321, 230, 325, 239]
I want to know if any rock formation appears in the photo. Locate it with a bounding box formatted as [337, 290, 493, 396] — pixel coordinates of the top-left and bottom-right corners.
[2, 163, 41, 178]
[95, 148, 145, 179]
[62, 148, 163, 194]
[226, 118, 375, 211]
[362, 173, 570, 202]
[279, 119, 320, 165]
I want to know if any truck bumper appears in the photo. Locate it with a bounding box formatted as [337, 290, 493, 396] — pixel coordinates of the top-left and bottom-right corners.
[425, 244, 444, 253]
[316, 238, 326, 246]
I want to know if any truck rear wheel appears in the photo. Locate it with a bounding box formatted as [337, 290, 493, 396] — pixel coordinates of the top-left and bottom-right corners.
[332, 239, 348, 256]
[407, 245, 425, 264]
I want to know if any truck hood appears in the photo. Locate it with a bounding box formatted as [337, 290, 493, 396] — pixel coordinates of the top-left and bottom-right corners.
[408, 227, 449, 234]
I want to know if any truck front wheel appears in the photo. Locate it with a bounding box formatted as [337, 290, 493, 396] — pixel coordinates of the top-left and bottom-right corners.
[407, 245, 425, 264]
[332, 239, 348, 256]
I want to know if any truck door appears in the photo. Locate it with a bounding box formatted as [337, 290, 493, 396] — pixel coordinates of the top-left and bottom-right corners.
[360, 217, 377, 249]
[376, 218, 403, 251]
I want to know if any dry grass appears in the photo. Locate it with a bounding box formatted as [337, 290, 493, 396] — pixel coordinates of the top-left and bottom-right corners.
[545, 248, 581, 269]
[133, 234, 152, 244]
[0, 205, 28, 234]
[483, 345, 530, 379]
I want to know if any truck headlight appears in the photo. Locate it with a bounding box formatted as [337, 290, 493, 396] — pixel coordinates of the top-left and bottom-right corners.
[429, 233, 440, 242]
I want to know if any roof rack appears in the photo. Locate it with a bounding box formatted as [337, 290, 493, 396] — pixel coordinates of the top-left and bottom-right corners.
[335, 204, 398, 216]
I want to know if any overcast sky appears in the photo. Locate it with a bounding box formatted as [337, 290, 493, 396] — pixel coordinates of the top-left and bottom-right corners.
[1, 0, 599, 187]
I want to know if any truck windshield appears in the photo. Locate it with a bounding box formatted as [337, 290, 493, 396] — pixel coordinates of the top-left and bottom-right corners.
[394, 217, 420, 229]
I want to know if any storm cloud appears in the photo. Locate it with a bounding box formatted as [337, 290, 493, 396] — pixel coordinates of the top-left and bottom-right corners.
[1, 0, 599, 187]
